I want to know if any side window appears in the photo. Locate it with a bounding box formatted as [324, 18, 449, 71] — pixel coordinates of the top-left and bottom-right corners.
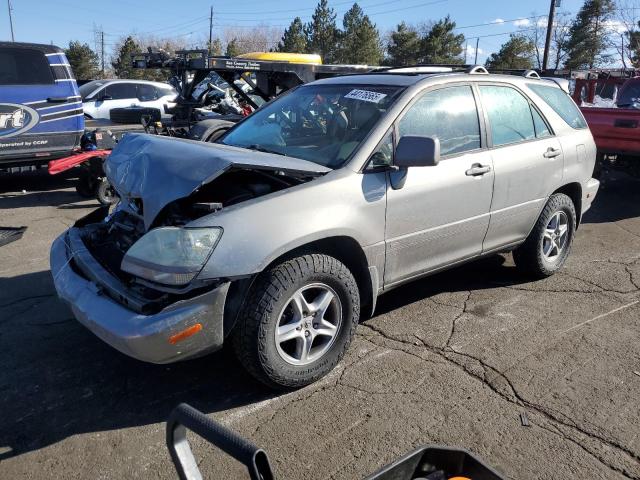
[0, 47, 54, 85]
[528, 83, 588, 129]
[105, 83, 137, 100]
[480, 85, 535, 147]
[366, 130, 393, 170]
[137, 84, 158, 101]
[531, 107, 552, 138]
[398, 85, 480, 157]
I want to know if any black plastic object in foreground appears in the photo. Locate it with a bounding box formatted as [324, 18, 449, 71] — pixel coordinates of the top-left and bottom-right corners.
[166, 403, 274, 480]
[0, 226, 26, 247]
[365, 445, 505, 480]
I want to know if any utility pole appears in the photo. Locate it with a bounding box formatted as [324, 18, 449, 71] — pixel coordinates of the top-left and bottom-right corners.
[101, 30, 105, 75]
[208, 5, 213, 56]
[7, 0, 15, 41]
[463, 40, 468, 64]
[542, 0, 557, 72]
[474, 38, 479, 64]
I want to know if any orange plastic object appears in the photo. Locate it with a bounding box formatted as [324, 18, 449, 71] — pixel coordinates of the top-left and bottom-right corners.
[168, 323, 203, 345]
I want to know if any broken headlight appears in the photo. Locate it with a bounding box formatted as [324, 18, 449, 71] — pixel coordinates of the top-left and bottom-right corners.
[121, 227, 222, 286]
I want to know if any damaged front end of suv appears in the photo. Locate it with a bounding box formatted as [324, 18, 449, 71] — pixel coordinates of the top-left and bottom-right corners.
[50, 133, 331, 364]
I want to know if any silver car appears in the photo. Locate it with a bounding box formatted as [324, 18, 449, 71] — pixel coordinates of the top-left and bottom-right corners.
[51, 71, 600, 388]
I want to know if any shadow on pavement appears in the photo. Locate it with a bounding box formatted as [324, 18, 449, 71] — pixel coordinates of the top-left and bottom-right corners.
[0, 170, 77, 194]
[0, 270, 275, 460]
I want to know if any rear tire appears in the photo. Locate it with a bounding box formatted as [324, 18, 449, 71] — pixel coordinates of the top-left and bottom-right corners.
[513, 193, 576, 278]
[231, 254, 360, 389]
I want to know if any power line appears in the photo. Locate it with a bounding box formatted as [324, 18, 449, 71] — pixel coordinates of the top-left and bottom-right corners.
[455, 14, 546, 30]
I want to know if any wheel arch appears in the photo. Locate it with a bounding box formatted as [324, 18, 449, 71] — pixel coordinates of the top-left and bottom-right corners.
[267, 236, 376, 317]
[224, 236, 377, 337]
[552, 182, 582, 226]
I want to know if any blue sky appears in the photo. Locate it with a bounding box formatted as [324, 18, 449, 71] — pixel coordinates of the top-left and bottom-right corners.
[3, 0, 589, 63]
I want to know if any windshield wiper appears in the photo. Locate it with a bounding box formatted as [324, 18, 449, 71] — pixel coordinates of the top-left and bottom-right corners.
[245, 144, 287, 156]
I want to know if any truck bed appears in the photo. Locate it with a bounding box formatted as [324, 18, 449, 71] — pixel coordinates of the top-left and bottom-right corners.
[581, 107, 640, 156]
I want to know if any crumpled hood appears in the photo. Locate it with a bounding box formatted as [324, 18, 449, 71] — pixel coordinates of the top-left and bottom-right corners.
[105, 133, 330, 229]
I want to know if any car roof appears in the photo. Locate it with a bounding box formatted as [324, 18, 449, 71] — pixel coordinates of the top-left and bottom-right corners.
[0, 41, 63, 54]
[101, 79, 172, 87]
[309, 72, 564, 90]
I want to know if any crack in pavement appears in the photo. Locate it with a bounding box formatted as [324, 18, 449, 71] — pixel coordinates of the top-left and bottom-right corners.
[357, 323, 640, 479]
[444, 291, 471, 350]
[537, 421, 639, 480]
[625, 266, 640, 291]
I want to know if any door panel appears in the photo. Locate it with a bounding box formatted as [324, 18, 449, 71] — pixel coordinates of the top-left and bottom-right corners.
[478, 84, 564, 252]
[384, 84, 494, 287]
[482, 138, 563, 251]
[384, 151, 494, 286]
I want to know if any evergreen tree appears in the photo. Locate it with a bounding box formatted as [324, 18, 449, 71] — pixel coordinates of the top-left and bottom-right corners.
[565, 0, 616, 68]
[305, 0, 338, 63]
[421, 16, 465, 64]
[111, 36, 144, 79]
[337, 3, 382, 64]
[277, 17, 308, 53]
[225, 38, 242, 57]
[386, 22, 421, 66]
[485, 34, 535, 69]
[65, 41, 100, 80]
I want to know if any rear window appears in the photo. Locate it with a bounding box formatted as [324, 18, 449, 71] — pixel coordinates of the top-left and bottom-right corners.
[0, 47, 54, 85]
[528, 83, 587, 129]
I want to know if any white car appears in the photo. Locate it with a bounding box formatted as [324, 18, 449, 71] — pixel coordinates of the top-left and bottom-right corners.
[79, 79, 177, 119]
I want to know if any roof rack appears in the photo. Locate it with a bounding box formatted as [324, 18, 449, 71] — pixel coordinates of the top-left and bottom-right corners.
[467, 65, 489, 75]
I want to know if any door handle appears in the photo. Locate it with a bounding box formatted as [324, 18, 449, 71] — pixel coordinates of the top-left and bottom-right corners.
[465, 163, 492, 176]
[543, 147, 562, 158]
[46, 96, 68, 103]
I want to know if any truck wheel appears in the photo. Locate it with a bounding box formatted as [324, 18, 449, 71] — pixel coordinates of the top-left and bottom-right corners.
[96, 178, 118, 206]
[513, 193, 576, 279]
[232, 254, 360, 389]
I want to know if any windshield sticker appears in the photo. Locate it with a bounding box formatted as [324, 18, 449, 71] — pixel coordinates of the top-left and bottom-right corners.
[344, 89, 387, 103]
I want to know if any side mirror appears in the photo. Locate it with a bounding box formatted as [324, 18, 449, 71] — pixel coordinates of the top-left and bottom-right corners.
[394, 135, 440, 168]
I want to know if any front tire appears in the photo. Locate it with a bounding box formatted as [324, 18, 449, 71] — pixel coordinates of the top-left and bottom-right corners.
[232, 254, 360, 389]
[513, 193, 576, 278]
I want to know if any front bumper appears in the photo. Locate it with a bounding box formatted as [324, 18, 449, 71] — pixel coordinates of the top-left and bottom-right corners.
[50, 231, 230, 364]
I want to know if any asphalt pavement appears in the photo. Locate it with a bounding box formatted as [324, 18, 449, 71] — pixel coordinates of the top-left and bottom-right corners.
[0, 170, 638, 479]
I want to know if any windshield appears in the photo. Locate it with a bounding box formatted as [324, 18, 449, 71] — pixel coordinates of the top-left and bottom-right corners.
[617, 82, 640, 107]
[79, 80, 105, 100]
[220, 84, 404, 169]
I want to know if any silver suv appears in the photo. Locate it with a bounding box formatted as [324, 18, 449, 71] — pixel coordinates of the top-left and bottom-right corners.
[51, 70, 599, 388]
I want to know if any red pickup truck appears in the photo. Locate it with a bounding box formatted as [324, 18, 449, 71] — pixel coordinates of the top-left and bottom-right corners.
[573, 77, 640, 177]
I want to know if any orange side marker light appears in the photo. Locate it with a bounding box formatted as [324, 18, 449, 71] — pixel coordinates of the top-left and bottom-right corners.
[168, 323, 203, 345]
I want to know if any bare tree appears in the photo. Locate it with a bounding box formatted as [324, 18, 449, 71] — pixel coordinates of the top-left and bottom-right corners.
[521, 12, 572, 70]
[611, 0, 640, 67]
[221, 25, 284, 54]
